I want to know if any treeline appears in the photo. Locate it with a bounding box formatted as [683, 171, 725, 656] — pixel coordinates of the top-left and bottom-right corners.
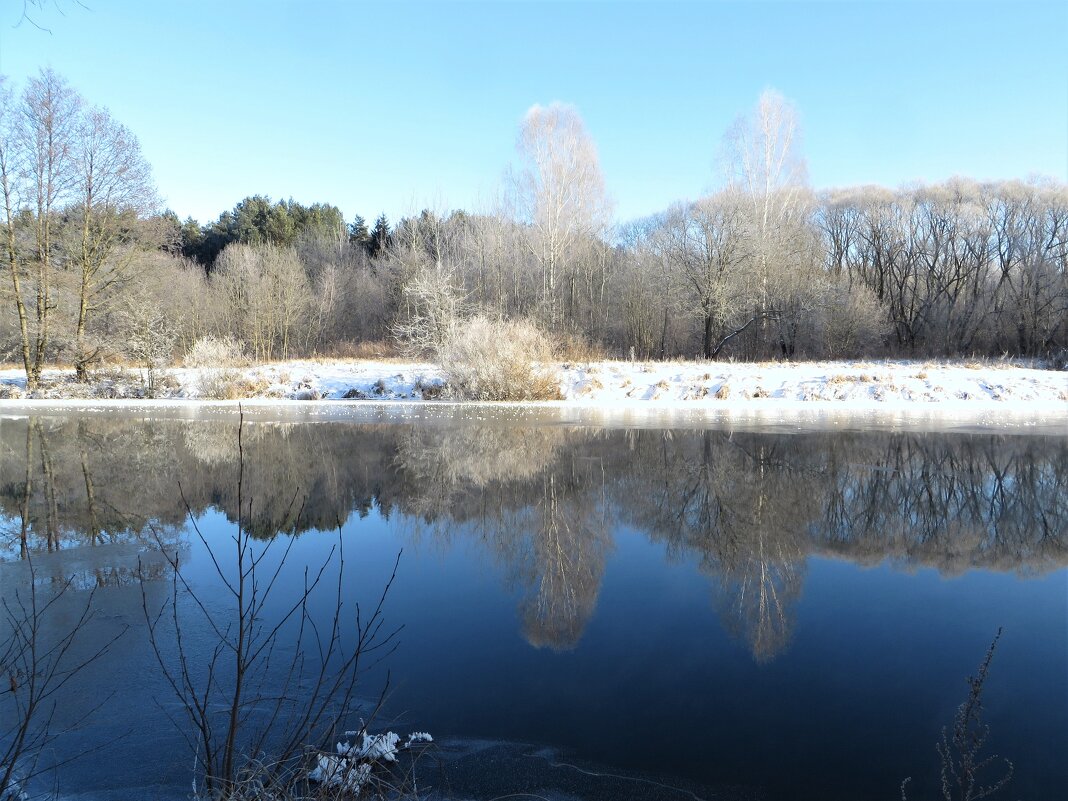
[2, 72, 1066, 386]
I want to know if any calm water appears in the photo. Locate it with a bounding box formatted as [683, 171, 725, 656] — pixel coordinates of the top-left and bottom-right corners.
[0, 408, 1065, 801]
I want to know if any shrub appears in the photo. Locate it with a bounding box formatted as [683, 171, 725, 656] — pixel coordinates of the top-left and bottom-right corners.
[199, 370, 269, 400]
[439, 316, 562, 401]
[815, 282, 890, 358]
[183, 336, 248, 368]
[555, 332, 606, 362]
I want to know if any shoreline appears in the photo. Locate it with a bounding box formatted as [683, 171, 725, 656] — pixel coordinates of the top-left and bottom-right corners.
[0, 358, 1064, 428]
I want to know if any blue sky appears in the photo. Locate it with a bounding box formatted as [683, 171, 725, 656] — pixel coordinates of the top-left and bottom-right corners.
[1, 0, 1065, 225]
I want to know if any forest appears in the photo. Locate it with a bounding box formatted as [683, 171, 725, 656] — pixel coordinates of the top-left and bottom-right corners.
[2, 69, 1066, 391]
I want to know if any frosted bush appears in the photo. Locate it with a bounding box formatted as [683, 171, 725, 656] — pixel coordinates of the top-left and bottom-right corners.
[183, 336, 248, 368]
[440, 316, 561, 401]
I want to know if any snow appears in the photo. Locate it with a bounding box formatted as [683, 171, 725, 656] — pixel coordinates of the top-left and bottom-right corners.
[0, 358, 1065, 422]
[307, 729, 433, 792]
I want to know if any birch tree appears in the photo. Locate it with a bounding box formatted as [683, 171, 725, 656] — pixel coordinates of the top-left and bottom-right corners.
[17, 69, 80, 387]
[511, 103, 610, 328]
[0, 78, 33, 383]
[721, 89, 819, 357]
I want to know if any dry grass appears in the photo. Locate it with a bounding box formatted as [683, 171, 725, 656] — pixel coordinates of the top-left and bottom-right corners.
[199, 370, 271, 400]
[415, 379, 444, 399]
[578, 377, 604, 396]
[554, 332, 607, 362]
[827, 372, 877, 384]
[715, 383, 731, 399]
[320, 340, 404, 360]
[440, 316, 562, 401]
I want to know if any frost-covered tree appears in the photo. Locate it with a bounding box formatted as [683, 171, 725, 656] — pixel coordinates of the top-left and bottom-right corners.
[510, 102, 611, 329]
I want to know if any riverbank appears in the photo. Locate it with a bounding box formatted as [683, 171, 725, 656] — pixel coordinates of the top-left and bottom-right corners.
[0, 358, 1065, 415]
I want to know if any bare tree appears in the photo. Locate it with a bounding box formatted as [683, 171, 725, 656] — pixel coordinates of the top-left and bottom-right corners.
[0, 70, 82, 389]
[721, 89, 819, 357]
[510, 102, 611, 329]
[0, 77, 35, 384]
[139, 414, 401, 799]
[655, 194, 750, 358]
[69, 105, 157, 380]
[213, 243, 311, 361]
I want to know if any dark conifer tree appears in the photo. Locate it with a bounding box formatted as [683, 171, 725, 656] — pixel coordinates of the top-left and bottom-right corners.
[368, 213, 391, 257]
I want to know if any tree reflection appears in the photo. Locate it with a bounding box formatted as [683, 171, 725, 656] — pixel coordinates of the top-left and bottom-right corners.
[0, 416, 1065, 660]
[512, 467, 612, 651]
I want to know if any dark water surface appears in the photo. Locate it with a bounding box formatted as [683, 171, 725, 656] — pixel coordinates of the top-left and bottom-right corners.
[0, 408, 1065, 800]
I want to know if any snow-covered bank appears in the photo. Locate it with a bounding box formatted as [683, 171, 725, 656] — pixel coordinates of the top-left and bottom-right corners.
[0, 359, 1065, 419]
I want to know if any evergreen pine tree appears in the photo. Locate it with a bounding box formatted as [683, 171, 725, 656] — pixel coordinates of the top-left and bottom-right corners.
[368, 213, 391, 257]
[348, 214, 370, 248]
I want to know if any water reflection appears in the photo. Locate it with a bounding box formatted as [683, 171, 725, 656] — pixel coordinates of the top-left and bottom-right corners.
[0, 416, 1065, 660]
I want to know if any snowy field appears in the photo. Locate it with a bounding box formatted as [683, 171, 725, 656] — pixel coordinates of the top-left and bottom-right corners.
[0, 359, 1065, 419]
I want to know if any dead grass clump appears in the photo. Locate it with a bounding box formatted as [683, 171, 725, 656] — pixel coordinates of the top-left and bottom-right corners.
[829, 373, 853, 385]
[579, 377, 604, 396]
[415, 379, 444, 400]
[200, 369, 270, 400]
[752, 386, 769, 398]
[440, 316, 562, 401]
[655, 379, 670, 390]
[715, 383, 731, 399]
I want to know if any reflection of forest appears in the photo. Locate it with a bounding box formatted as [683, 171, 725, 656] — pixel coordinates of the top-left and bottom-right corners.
[1, 416, 1064, 659]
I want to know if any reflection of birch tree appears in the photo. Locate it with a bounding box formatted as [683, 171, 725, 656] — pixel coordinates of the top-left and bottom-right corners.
[517, 470, 612, 650]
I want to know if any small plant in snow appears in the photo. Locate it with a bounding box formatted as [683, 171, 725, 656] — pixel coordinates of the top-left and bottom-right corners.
[308, 730, 433, 795]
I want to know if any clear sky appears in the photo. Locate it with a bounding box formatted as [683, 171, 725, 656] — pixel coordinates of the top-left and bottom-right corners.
[1, 0, 1065, 226]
